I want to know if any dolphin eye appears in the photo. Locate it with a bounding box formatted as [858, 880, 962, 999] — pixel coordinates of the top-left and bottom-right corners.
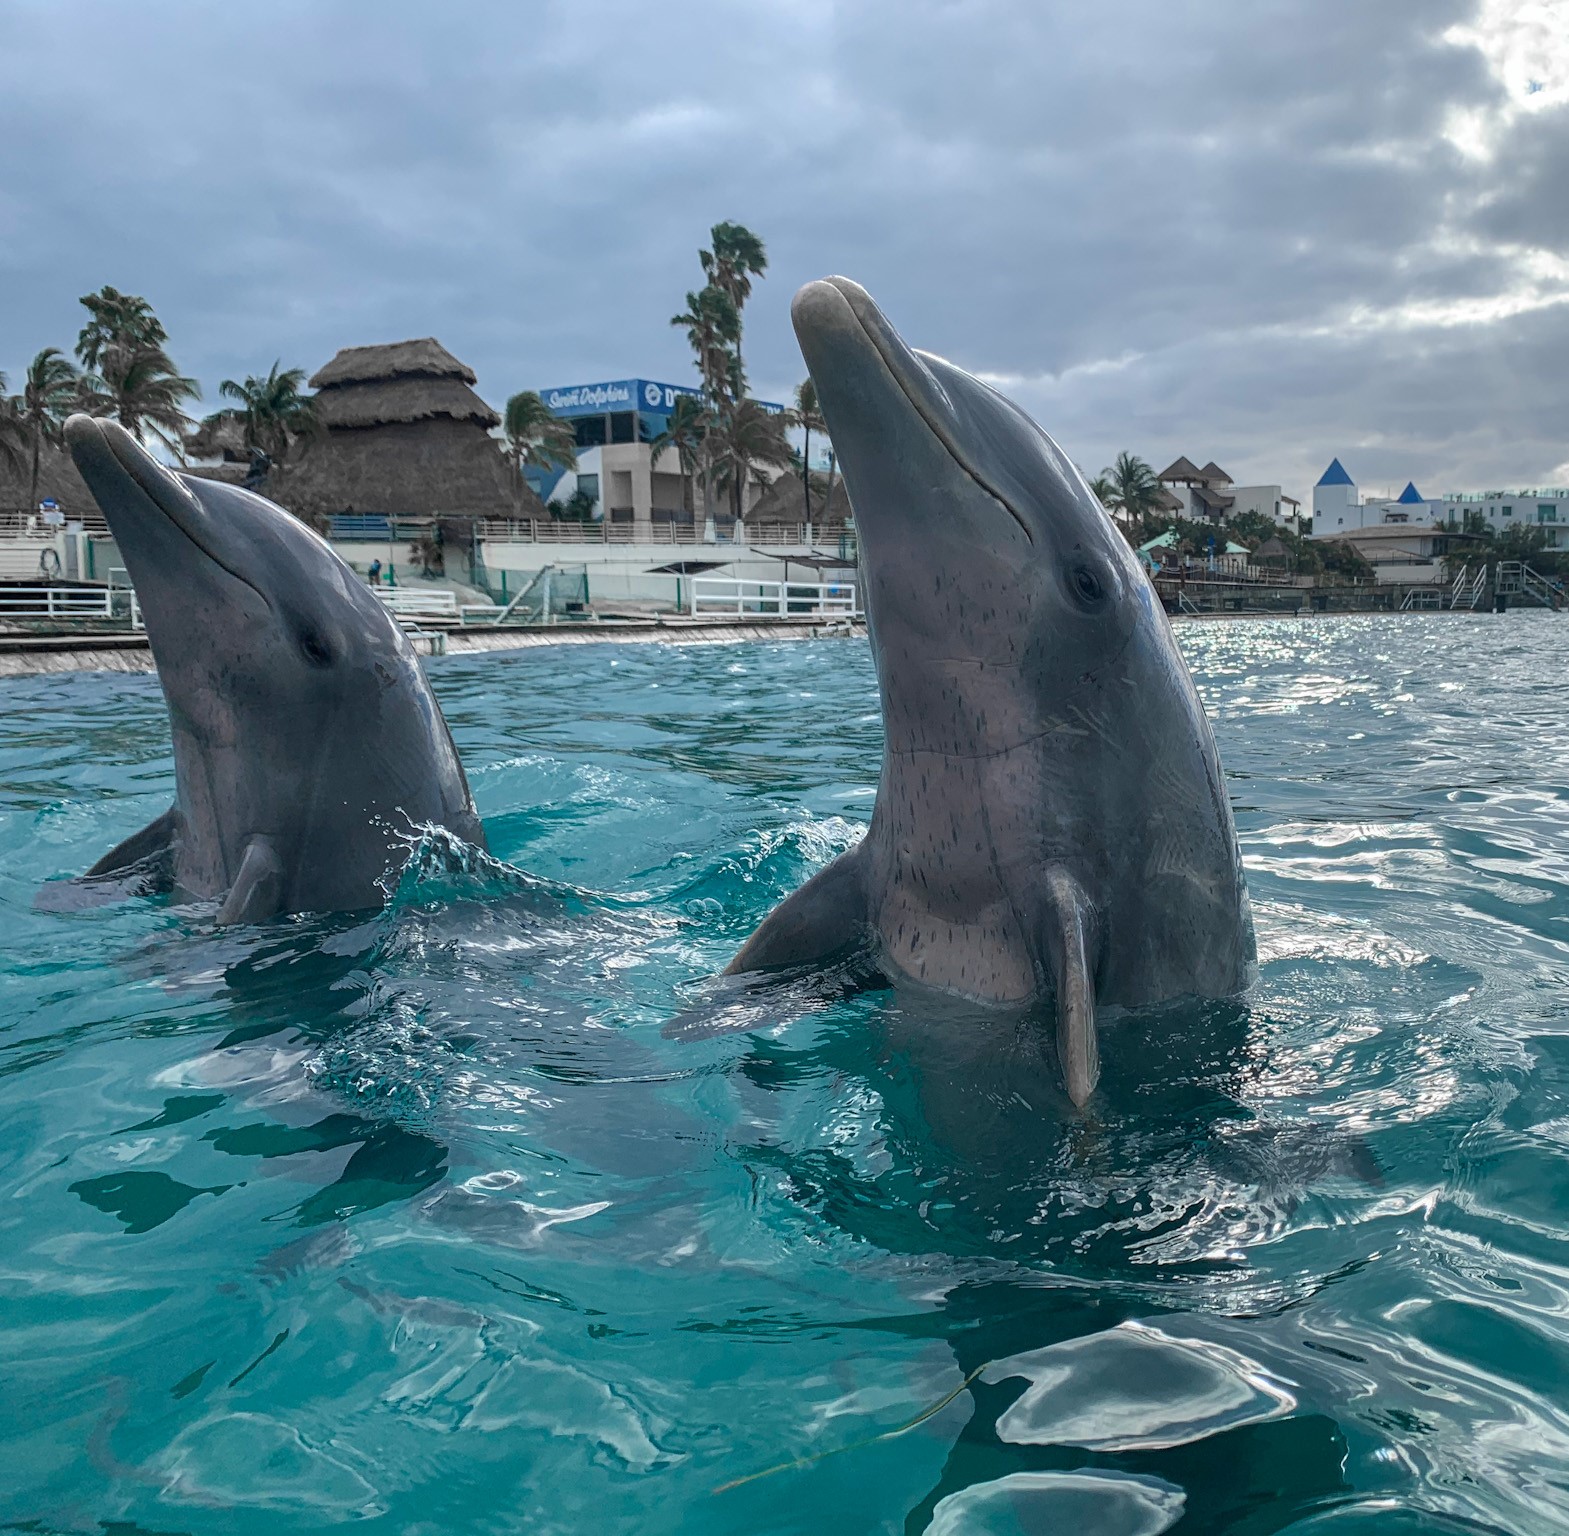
[298, 629, 334, 667]
[1068, 564, 1106, 609]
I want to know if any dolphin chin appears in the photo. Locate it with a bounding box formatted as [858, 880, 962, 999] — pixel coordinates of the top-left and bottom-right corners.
[50, 415, 487, 924]
[725, 278, 1256, 1109]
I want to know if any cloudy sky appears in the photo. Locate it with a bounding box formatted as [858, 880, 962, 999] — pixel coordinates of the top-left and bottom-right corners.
[1, 0, 1565, 508]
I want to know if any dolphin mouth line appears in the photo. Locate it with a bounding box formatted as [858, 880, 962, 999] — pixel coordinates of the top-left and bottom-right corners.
[94, 425, 274, 614]
[827, 279, 1034, 546]
[160, 500, 274, 615]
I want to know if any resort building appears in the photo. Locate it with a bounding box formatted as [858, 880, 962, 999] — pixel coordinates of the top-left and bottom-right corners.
[1430, 488, 1569, 552]
[283, 338, 532, 523]
[1312, 457, 1568, 555]
[1156, 457, 1302, 529]
[528, 379, 789, 538]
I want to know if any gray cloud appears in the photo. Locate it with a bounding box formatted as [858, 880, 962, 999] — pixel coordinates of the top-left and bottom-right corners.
[1, 0, 1564, 508]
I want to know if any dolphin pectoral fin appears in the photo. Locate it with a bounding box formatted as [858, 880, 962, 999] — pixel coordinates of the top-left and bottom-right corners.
[1043, 868, 1100, 1107]
[84, 805, 181, 882]
[216, 836, 285, 926]
[37, 805, 182, 909]
[725, 847, 870, 976]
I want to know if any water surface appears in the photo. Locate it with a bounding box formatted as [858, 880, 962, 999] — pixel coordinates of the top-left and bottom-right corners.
[2, 614, 1567, 1534]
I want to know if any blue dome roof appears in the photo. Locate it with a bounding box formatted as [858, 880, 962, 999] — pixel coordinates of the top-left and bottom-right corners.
[1316, 457, 1354, 487]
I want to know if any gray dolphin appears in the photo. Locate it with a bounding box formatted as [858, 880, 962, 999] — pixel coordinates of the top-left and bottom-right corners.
[55, 414, 486, 924]
[726, 278, 1255, 1105]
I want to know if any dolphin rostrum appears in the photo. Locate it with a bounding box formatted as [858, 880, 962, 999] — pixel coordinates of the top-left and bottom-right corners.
[726, 278, 1255, 1104]
[55, 414, 486, 924]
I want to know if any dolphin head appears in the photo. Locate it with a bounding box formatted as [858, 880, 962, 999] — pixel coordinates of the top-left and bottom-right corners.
[791, 276, 1155, 753]
[789, 280, 1252, 1018]
[66, 414, 475, 905]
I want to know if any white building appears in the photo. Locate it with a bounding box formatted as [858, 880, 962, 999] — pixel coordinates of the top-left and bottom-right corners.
[1156, 457, 1301, 529]
[525, 378, 790, 539]
[1312, 457, 1569, 555]
[1310, 460, 1481, 585]
[1431, 488, 1569, 552]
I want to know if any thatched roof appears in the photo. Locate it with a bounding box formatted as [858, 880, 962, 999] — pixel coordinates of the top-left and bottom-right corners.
[747, 469, 849, 524]
[0, 437, 96, 513]
[1157, 455, 1205, 483]
[1253, 536, 1291, 561]
[1200, 460, 1233, 484]
[186, 413, 249, 460]
[184, 462, 249, 486]
[314, 375, 499, 430]
[1151, 485, 1184, 512]
[1192, 482, 1235, 512]
[276, 334, 522, 517]
[310, 338, 476, 390]
[281, 419, 541, 521]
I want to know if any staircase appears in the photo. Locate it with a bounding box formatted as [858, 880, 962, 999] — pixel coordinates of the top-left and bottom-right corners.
[1494, 561, 1564, 611]
[1399, 563, 1492, 612]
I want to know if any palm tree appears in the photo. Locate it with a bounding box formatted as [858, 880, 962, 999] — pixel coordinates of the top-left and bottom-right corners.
[1100, 451, 1161, 534]
[670, 286, 740, 518]
[76, 286, 167, 373]
[81, 343, 200, 453]
[671, 284, 740, 402]
[711, 399, 794, 519]
[217, 361, 318, 467]
[701, 222, 767, 386]
[10, 349, 80, 510]
[0, 374, 26, 481]
[787, 378, 828, 523]
[1087, 473, 1115, 509]
[502, 390, 577, 485]
[648, 394, 709, 515]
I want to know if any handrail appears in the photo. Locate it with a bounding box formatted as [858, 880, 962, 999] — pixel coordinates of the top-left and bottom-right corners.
[0, 508, 111, 535]
[374, 588, 459, 616]
[689, 576, 859, 619]
[0, 583, 138, 625]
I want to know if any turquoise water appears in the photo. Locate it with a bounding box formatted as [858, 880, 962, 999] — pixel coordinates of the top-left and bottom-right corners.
[2, 614, 1567, 1535]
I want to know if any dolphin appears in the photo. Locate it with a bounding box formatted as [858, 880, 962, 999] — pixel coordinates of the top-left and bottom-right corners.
[53, 414, 486, 924]
[725, 278, 1255, 1105]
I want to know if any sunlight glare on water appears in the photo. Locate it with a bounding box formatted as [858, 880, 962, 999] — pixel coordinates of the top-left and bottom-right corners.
[1, 612, 1567, 1534]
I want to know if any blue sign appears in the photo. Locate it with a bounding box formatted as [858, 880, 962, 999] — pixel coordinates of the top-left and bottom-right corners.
[539, 378, 784, 418]
[540, 379, 702, 418]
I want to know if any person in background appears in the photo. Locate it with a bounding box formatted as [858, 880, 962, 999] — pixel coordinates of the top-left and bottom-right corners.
[367, 558, 382, 586]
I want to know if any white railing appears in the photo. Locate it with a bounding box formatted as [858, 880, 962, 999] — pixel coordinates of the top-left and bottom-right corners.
[689, 577, 859, 619]
[474, 518, 851, 549]
[0, 585, 116, 620]
[375, 589, 459, 618]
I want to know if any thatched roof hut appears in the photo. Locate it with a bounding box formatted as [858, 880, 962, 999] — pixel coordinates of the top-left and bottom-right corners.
[1156, 455, 1206, 485]
[0, 437, 96, 514]
[282, 337, 539, 520]
[186, 413, 250, 462]
[747, 469, 850, 525]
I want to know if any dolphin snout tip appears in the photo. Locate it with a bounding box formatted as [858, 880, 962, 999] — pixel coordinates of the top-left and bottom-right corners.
[790, 277, 852, 333]
[64, 413, 103, 452]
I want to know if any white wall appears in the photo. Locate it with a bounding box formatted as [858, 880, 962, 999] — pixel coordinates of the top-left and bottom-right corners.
[1435, 490, 1569, 551]
[1312, 481, 1362, 535]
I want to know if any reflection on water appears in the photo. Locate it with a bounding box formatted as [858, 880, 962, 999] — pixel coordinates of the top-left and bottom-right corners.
[1, 614, 1566, 1533]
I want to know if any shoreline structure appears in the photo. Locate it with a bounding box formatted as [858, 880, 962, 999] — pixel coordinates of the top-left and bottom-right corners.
[0, 606, 1484, 679]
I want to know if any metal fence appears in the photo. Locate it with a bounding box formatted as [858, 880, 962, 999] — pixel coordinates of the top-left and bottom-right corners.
[0, 582, 140, 627]
[374, 589, 459, 618]
[0, 508, 111, 536]
[471, 519, 853, 548]
[689, 577, 860, 619]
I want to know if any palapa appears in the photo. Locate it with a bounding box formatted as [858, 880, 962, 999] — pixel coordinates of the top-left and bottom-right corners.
[282, 337, 538, 520]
